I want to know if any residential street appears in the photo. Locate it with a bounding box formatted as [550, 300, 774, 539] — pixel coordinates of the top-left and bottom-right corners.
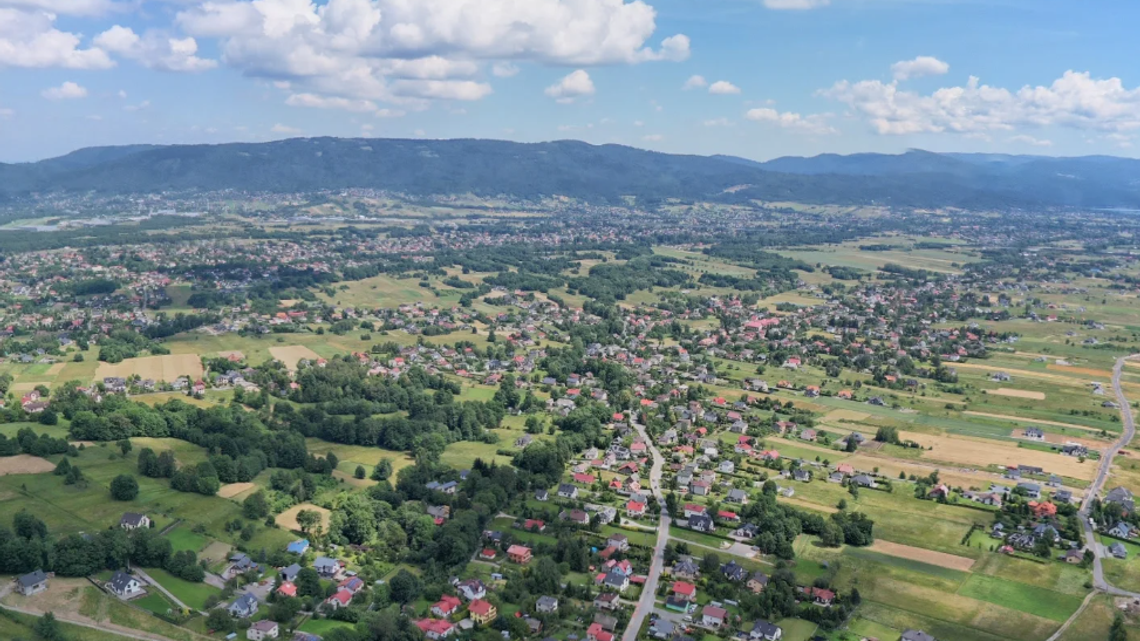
[623, 421, 670, 641]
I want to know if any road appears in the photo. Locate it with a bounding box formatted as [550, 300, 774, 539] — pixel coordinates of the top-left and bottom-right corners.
[623, 422, 670, 641]
[1046, 355, 1140, 641]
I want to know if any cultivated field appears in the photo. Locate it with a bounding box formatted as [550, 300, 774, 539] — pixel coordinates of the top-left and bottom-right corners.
[268, 345, 322, 371]
[0, 454, 56, 475]
[869, 539, 976, 572]
[95, 354, 204, 382]
[217, 482, 256, 498]
[275, 502, 331, 532]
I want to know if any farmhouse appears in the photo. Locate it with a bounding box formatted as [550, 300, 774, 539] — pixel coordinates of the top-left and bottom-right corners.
[17, 570, 49, 596]
[229, 592, 260, 618]
[247, 620, 280, 641]
[107, 571, 143, 599]
[749, 620, 783, 641]
[119, 513, 151, 530]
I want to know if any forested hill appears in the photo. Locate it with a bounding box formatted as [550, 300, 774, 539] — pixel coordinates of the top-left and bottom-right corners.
[4, 137, 1140, 209]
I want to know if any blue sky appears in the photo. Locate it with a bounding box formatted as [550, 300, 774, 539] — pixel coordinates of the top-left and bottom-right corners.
[2, 0, 1139, 162]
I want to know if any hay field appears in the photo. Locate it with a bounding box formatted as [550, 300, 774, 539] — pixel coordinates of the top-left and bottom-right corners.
[869, 540, 975, 572]
[1047, 363, 1113, 378]
[269, 345, 322, 371]
[904, 431, 1095, 479]
[963, 411, 1104, 434]
[0, 455, 55, 475]
[217, 482, 256, 499]
[989, 388, 1047, 401]
[276, 503, 331, 532]
[95, 354, 203, 382]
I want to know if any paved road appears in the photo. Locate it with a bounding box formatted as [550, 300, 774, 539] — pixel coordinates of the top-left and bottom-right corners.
[623, 422, 669, 641]
[1047, 355, 1140, 641]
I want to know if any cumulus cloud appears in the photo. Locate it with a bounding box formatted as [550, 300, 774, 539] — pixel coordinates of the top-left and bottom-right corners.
[702, 117, 734, 127]
[0, 8, 113, 69]
[271, 123, 302, 134]
[708, 80, 740, 95]
[545, 69, 594, 102]
[891, 56, 949, 81]
[1007, 134, 1052, 147]
[642, 133, 663, 141]
[746, 107, 836, 135]
[286, 92, 378, 112]
[0, 107, 14, 118]
[763, 0, 829, 8]
[820, 69, 1140, 136]
[492, 62, 519, 77]
[95, 26, 216, 72]
[123, 99, 150, 111]
[42, 80, 87, 99]
[176, 0, 688, 111]
[1, 0, 120, 16]
[682, 74, 706, 90]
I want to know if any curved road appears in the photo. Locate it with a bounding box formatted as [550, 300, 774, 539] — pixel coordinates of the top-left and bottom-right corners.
[1047, 355, 1140, 641]
[623, 422, 670, 641]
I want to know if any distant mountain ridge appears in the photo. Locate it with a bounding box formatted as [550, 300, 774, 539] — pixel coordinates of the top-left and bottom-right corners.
[3, 137, 1139, 209]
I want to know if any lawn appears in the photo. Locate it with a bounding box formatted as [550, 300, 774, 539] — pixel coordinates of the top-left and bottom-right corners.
[165, 526, 210, 553]
[133, 591, 178, 616]
[144, 567, 221, 610]
[955, 574, 1084, 623]
[299, 617, 356, 635]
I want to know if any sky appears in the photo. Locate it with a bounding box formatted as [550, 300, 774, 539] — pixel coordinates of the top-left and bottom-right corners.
[2, 0, 1140, 162]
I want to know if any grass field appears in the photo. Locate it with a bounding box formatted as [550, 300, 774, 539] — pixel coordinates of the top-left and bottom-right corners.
[268, 345, 322, 370]
[165, 525, 210, 553]
[95, 354, 204, 383]
[298, 617, 356, 635]
[956, 574, 1084, 623]
[144, 567, 221, 610]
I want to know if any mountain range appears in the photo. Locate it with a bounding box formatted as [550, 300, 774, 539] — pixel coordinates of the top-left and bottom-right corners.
[3, 138, 1139, 210]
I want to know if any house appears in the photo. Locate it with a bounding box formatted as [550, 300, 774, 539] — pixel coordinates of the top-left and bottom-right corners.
[1053, 489, 1073, 504]
[536, 596, 559, 613]
[672, 557, 700, 579]
[749, 620, 783, 641]
[457, 579, 487, 601]
[793, 469, 811, 483]
[325, 589, 353, 610]
[479, 548, 497, 561]
[561, 509, 590, 525]
[338, 577, 364, 594]
[507, 544, 533, 564]
[535, 489, 549, 501]
[587, 623, 614, 641]
[1111, 543, 1129, 559]
[701, 605, 727, 628]
[415, 619, 456, 640]
[432, 595, 462, 618]
[226, 552, 260, 578]
[1024, 427, 1045, 441]
[593, 593, 620, 610]
[313, 556, 341, 578]
[722, 561, 748, 582]
[119, 513, 151, 530]
[1016, 482, 1042, 499]
[468, 599, 497, 625]
[16, 570, 49, 596]
[1029, 501, 1057, 518]
[650, 618, 676, 640]
[671, 581, 697, 602]
[286, 539, 310, 555]
[247, 620, 280, 641]
[851, 474, 877, 488]
[683, 504, 707, 519]
[280, 563, 302, 583]
[276, 581, 297, 598]
[229, 593, 260, 618]
[726, 488, 749, 505]
[901, 630, 937, 641]
[607, 533, 629, 551]
[626, 500, 647, 517]
[1106, 487, 1135, 513]
[804, 586, 835, 606]
[1063, 548, 1085, 565]
[601, 570, 629, 592]
[747, 571, 769, 594]
[1108, 522, 1136, 539]
[558, 483, 579, 499]
[107, 571, 143, 599]
[688, 513, 715, 533]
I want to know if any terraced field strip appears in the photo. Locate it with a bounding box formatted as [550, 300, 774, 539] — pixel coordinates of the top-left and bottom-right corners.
[963, 411, 1106, 434]
[869, 539, 975, 572]
[990, 388, 1047, 400]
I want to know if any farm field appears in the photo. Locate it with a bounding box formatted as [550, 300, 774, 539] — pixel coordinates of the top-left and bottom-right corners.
[94, 354, 204, 383]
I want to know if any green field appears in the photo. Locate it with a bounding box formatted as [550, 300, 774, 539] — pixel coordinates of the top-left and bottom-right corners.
[165, 526, 210, 553]
[144, 568, 221, 610]
[956, 574, 1084, 623]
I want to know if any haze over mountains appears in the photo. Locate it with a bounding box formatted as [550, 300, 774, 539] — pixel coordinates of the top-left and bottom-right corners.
[3, 138, 1139, 210]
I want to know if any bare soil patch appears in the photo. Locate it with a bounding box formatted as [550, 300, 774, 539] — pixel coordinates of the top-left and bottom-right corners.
[217, 482, 256, 499]
[275, 503, 331, 532]
[269, 345, 322, 371]
[0, 454, 56, 475]
[869, 539, 975, 571]
[989, 388, 1046, 400]
[904, 431, 1095, 480]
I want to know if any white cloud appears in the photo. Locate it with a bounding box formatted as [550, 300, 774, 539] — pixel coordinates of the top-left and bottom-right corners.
[271, 123, 302, 134]
[42, 80, 87, 100]
[117, 89, 127, 98]
[702, 117, 734, 127]
[821, 69, 1140, 136]
[492, 62, 519, 78]
[1008, 134, 1052, 147]
[1, 0, 120, 16]
[763, 0, 829, 8]
[682, 74, 706, 90]
[891, 56, 949, 81]
[176, 0, 688, 110]
[95, 26, 217, 72]
[0, 108, 13, 118]
[746, 107, 837, 135]
[708, 80, 740, 95]
[545, 69, 594, 102]
[1105, 133, 1134, 149]
[0, 8, 113, 69]
[123, 99, 150, 111]
[286, 92, 379, 112]
[642, 133, 663, 142]
[633, 120, 644, 127]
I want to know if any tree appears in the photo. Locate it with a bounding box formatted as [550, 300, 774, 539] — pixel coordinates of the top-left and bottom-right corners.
[206, 608, 235, 633]
[354, 465, 366, 480]
[39, 409, 58, 426]
[296, 509, 321, 534]
[389, 569, 422, 603]
[371, 459, 393, 481]
[296, 567, 322, 597]
[14, 510, 48, 539]
[1111, 613, 1129, 641]
[242, 491, 270, 520]
[34, 612, 62, 641]
[118, 439, 133, 456]
[110, 474, 139, 501]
